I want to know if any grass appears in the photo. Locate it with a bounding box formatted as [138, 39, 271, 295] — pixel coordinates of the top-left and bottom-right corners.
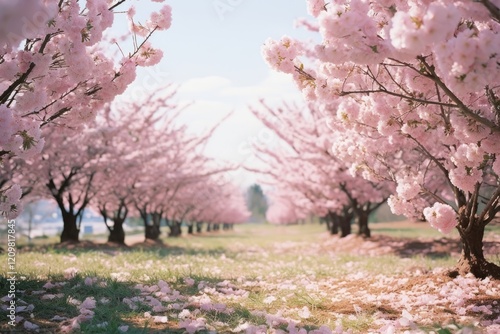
[0, 222, 499, 333]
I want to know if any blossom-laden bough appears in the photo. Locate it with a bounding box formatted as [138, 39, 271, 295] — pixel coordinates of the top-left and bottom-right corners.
[262, 0, 500, 279]
[0, 0, 172, 219]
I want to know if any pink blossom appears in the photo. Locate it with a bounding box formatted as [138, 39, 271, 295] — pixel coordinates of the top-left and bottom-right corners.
[449, 167, 482, 194]
[261, 36, 301, 73]
[307, 0, 326, 17]
[147, 5, 172, 31]
[423, 203, 458, 234]
[0, 106, 15, 146]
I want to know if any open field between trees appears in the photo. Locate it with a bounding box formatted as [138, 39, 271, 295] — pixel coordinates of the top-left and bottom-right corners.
[1, 222, 499, 333]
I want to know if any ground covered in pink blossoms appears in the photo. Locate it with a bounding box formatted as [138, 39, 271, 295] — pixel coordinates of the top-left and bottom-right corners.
[1, 223, 499, 333]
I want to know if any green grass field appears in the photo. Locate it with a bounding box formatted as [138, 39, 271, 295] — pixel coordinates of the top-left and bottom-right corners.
[1, 222, 499, 333]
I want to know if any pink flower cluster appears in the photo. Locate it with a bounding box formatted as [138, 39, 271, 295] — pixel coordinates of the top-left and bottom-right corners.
[423, 202, 458, 234]
[0, 0, 173, 219]
[261, 0, 500, 236]
[262, 36, 302, 73]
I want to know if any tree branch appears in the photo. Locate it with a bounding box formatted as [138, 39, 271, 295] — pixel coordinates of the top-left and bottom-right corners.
[476, 0, 500, 23]
[417, 56, 500, 133]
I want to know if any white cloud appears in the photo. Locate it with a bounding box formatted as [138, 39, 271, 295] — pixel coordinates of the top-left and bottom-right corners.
[173, 70, 304, 187]
[178, 76, 231, 94]
[177, 70, 303, 106]
[221, 70, 302, 103]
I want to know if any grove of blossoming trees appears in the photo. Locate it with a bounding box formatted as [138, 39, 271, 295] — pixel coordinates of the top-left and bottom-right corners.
[249, 101, 393, 237]
[0, 0, 171, 219]
[0, 0, 248, 240]
[14, 86, 249, 243]
[262, 0, 500, 278]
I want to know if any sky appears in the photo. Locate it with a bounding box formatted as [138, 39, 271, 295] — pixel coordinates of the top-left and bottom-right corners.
[119, 0, 317, 187]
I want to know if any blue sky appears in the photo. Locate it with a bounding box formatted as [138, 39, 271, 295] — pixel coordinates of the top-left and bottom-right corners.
[150, 0, 315, 83]
[120, 0, 316, 186]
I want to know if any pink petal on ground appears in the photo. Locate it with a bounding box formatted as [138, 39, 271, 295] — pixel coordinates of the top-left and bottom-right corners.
[63, 267, 79, 279]
[79, 297, 96, 310]
[78, 309, 95, 322]
[67, 297, 81, 306]
[158, 280, 169, 289]
[16, 304, 34, 313]
[153, 315, 168, 323]
[263, 296, 276, 304]
[96, 321, 109, 328]
[298, 306, 311, 319]
[43, 282, 56, 289]
[118, 325, 129, 332]
[178, 309, 191, 319]
[1, 295, 12, 302]
[23, 320, 39, 331]
[42, 294, 57, 300]
[152, 305, 168, 312]
[184, 277, 195, 286]
[100, 297, 110, 304]
[84, 277, 94, 286]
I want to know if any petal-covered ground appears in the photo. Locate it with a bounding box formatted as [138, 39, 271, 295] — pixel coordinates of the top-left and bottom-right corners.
[0, 222, 499, 333]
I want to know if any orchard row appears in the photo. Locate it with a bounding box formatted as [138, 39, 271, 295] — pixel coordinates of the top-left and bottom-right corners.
[0, 0, 249, 244]
[253, 0, 500, 279]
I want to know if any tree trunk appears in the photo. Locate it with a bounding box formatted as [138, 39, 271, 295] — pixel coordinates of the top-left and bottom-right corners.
[206, 223, 212, 232]
[356, 211, 371, 238]
[327, 212, 339, 235]
[339, 210, 353, 238]
[187, 224, 194, 234]
[454, 222, 500, 279]
[339, 216, 351, 238]
[323, 217, 332, 232]
[108, 218, 125, 244]
[144, 212, 162, 241]
[330, 219, 339, 234]
[169, 221, 182, 237]
[196, 222, 203, 233]
[60, 212, 80, 243]
[145, 225, 160, 240]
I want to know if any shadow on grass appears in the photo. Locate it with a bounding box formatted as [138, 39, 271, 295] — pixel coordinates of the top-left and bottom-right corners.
[0, 274, 324, 334]
[348, 233, 498, 262]
[391, 238, 460, 259]
[389, 237, 499, 261]
[15, 240, 232, 260]
[189, 233, 250, 239]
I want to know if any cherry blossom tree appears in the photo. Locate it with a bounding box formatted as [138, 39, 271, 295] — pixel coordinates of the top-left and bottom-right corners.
[91, 86, 185, 244]
[249, 101, 393, 237]
[107, 91, 240, 241]
[164, 174, 249, 235]
[0, 0, 172, 219]
[262, 0, 500, 278]
[24, 124, 110, 242]
[18, 83, 245, 244]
